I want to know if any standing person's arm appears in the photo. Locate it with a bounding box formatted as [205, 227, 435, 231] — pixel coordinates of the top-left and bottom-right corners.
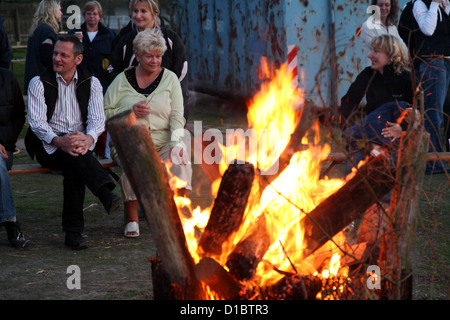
[163, 29, 188, 82]
[413, 0, 441, 36]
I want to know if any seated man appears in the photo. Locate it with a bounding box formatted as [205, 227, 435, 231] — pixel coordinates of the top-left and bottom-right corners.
[25, 34, 120, 250]
[0, 67, 29, 248]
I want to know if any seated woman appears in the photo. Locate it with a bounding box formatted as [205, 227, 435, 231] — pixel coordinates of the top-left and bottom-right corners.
[104, 28, 192, 238]
[339, 34, 415, 174]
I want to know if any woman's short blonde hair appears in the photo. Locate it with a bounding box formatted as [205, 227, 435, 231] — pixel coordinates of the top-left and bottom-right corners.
[133, 28, 167, 56]
[29, 0, 61, 34]
[83, 1, 103, 18]
[371, 34, 410, 74]
[129, 0, 161, 27]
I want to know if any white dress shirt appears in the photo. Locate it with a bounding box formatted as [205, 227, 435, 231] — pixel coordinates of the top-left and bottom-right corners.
[27, 71, 106, 154]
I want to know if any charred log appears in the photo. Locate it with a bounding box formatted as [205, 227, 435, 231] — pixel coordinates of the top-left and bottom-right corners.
[298, 154, 396, 261]
[225, 214, 271, 281]
[263, 274, 323, 300]
[198, 162, 255, 257]
[194, 257, 242, 300]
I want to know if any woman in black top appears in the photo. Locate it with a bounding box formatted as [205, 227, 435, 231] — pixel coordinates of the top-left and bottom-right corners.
[340, 34, 415, 173]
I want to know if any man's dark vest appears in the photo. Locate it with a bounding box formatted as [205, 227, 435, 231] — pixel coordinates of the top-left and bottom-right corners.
[25, 67, 92, 159]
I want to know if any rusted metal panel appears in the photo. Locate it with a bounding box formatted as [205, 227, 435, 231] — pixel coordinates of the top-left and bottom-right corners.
[174, 0, 409, 107]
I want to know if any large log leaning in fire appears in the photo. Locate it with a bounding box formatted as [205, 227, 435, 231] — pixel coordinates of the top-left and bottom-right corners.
[260, 99, 317, 190]
[198, 162, 255, 257]
[107, 110, 201, 299]
[298, 154, 396, 261]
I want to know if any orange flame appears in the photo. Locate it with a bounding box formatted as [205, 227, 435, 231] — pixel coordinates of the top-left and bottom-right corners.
[170, 58, 351, 298]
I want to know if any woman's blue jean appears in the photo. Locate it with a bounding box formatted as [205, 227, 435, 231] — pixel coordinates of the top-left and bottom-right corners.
[419, 57, 450, 173]
[0, 152, 16, 223]
[343, 101, 406, 184]
[343, 101, 409, 147]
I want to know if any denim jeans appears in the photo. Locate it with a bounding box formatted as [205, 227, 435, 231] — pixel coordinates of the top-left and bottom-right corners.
[419, 57, 450, 173]
[343, 101, 409, 148]
[0, 151, 16, 223]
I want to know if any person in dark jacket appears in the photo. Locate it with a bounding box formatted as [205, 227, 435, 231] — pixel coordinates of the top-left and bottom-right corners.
[0, 15, 13, 69]
[0, 68, 29, 248]
[110, 0, 190, 121]
[412, 0, 449, 174]
[68, 1, 117, 158]
[24, 0, 62, 93]
[340, 34, 415, 174]
[68, 1, 116, 93]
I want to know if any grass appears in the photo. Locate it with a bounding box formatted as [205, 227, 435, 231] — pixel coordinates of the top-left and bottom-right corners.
[413, 174, 450, 299]
[11, 47, 26, 95]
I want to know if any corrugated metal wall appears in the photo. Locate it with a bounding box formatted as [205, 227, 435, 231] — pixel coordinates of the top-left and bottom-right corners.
[174, 0, 409, 108]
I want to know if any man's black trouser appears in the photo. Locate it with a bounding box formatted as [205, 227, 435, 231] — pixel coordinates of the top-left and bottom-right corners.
[34, 143, 115, 233]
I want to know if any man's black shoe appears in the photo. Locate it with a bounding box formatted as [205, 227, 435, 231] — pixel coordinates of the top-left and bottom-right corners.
[4, 220, 30, 248]
[106, 194, 121, 215]
[65, 232, 87, 250]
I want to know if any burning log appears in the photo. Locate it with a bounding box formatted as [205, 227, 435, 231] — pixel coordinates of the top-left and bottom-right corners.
[198, 162, 255, 257]
[149, 257, 174, 300]
[107, 110, 202, 299]
[260, 99, 317, 190]
[263, 274, 323, 300]
[195, 257, 242, 300]
[225, 214, 271, 281]
[298, 154, 395, 261]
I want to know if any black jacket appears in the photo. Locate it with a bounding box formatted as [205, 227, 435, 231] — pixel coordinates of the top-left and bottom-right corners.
[0, 15, 12, 69]
[24, 23, 58, 93]
[0, 68, 25, 152]
[68, 22, 116, 93]
[339, 65, 414, 126]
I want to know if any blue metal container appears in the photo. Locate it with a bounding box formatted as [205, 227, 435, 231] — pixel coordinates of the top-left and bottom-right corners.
[174, 0, 409, 108]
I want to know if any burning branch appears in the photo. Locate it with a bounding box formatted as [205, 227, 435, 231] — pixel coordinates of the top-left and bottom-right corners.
[298, 154, 396, 261]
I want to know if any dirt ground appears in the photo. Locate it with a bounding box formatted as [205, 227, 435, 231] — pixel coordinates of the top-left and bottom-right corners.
[0, 92, 245, 300]
[0, 92, 448, 300]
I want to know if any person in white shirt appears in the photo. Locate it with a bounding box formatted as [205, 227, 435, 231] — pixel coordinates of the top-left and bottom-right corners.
[26, 34, 121, 250]
[412, 0, 450, 174]
[360, 0, 408, 66]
